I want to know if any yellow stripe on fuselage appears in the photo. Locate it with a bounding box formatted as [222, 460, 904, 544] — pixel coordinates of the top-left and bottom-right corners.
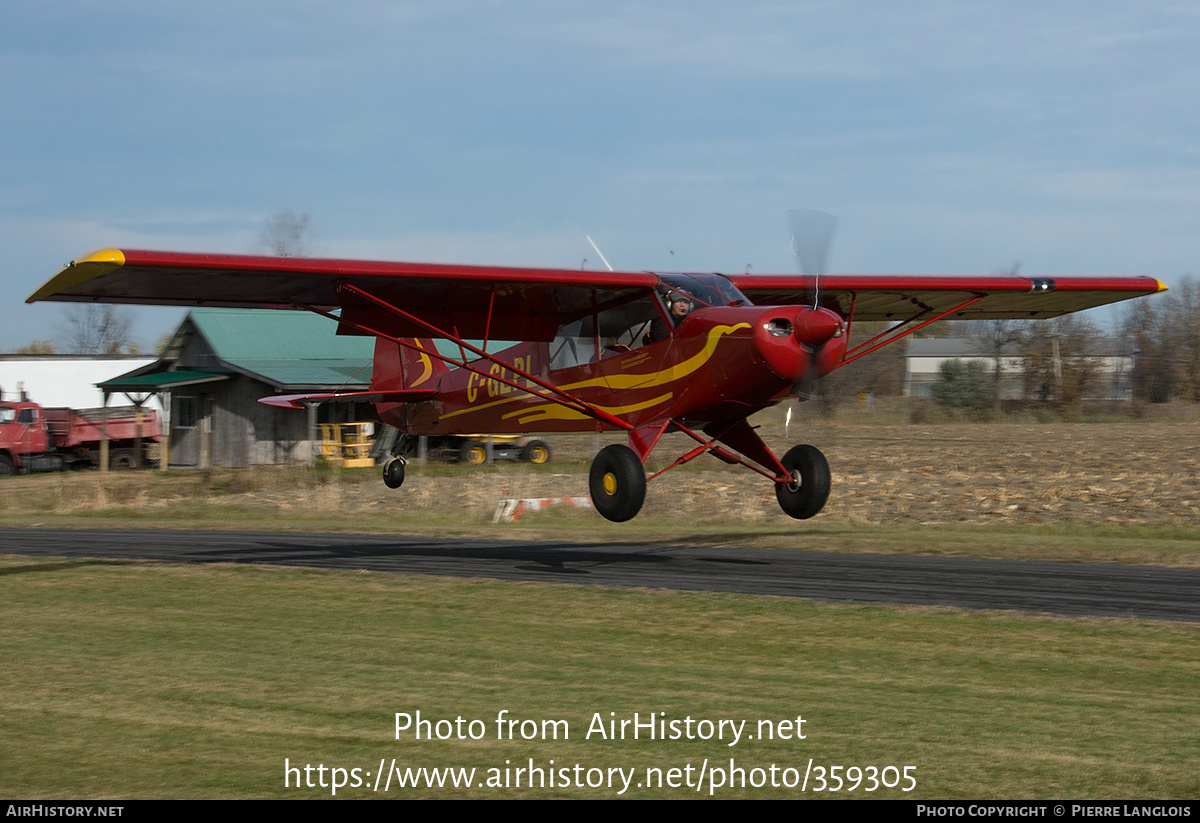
[503, 393, 675, 425]
[558, 323, 750, 393]
[437, 322, 750, 422]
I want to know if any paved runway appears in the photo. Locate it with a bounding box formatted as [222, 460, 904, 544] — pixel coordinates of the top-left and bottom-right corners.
[2, 527, 1197, 622]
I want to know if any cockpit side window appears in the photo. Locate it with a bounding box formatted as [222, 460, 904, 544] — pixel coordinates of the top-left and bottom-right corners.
[549, 294, 662, 368]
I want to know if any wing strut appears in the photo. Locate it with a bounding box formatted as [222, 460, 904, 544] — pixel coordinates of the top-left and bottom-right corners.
[297, 285, 636, 432]
[834, 295, 984, 369]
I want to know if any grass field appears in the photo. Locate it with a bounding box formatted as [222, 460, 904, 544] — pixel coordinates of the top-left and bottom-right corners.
[2, 419, 1198, 799]
[3, 557, 1197, 799]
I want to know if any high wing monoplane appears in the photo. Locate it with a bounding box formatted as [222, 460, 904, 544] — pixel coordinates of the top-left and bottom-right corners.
[29, 248, 1164, 521]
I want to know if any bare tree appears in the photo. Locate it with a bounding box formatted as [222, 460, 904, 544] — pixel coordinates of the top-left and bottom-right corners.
[1022, 314, 1101, 416]
[971, 319, 1029, 414]
[261, 210, 311, 257]
[63, 304, 137, 354]
[1122, 278, 1198, 403]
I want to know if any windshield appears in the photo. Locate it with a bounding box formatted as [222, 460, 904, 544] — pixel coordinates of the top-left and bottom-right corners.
[656, 273, 750, 309]
[0, 406, 14, 424]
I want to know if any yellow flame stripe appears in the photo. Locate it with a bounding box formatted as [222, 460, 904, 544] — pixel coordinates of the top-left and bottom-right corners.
[438, 323, 748, 422]
[504, 392, 674, 425]
[558, 323, 750, 392]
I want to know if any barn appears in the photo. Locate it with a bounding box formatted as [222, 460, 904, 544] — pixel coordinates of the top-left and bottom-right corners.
[103, 309, 374, 468]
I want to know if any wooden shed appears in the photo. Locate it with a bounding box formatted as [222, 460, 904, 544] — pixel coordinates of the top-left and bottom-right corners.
[102, 309, 373, 468]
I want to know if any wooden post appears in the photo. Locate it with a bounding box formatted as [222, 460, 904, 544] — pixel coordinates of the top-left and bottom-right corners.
[100, 392, 110, 473]
[159, 391, 171, 471]
[134, 408, 143, 469]
[305, 401, 318, 466]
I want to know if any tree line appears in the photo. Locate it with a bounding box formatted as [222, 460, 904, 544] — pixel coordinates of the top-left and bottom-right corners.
[925, 278, 1197, 415]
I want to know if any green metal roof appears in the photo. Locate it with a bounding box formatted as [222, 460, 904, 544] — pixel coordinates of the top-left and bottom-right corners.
[98, 370, 228, 390]
[188, 309, 373, 388]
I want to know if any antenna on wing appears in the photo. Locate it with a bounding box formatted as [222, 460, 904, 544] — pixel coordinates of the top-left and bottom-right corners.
[586, 236, 613, 272]
[787, 209, 838, 310]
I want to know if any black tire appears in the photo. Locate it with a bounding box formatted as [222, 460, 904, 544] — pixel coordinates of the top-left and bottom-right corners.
[521, 440, 551, 465]
[589, 444, 646, 522]
[382, 458, 406, 489]
[109, 449, 137, 470]
[775, 444, 831, 520]
[0, 454, 13, 477]
[459, 440, 487, 465]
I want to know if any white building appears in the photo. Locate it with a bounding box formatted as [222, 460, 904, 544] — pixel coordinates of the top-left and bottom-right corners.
[0, 355, 159, 409]
[904, 339, 1134, 401]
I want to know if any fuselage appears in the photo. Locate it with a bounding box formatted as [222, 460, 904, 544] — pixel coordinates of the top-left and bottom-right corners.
[372, 273, 847, 436]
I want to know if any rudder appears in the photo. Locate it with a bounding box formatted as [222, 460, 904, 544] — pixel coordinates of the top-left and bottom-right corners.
[372, 337, 448, 391]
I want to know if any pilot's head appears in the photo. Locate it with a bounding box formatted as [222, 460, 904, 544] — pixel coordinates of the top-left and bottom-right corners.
[669, 294, 693, 317]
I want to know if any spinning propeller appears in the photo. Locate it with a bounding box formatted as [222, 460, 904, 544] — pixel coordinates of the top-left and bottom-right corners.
[786, 209, 842, 399]
[787, 208, 838, 310]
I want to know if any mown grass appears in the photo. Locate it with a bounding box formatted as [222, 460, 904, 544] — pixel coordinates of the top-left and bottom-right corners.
[2, 557, 1196, 799]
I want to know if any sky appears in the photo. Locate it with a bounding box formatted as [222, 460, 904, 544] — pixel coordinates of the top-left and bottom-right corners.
[3, 1, 1198, 352]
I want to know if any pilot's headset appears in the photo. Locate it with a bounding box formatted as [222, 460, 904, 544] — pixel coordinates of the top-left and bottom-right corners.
[669, 292, 694, 312]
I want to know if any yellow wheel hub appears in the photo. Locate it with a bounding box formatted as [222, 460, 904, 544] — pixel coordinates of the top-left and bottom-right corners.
[603, 472, 618, 496]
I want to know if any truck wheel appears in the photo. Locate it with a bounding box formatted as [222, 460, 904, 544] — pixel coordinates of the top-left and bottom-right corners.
[459, 440, 487, 465]
[0, 454, 13, 477]
[109, 449, 137, 470]
[521, 440, 551, 464]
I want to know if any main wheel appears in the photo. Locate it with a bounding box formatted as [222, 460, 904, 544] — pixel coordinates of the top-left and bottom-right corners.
[589, 444, 646, 522]
[382, 458, 406, 489]
[775, 444, 831, 520]
[0, 454, 13, 477]
[458, 440, 487, 465]
[521, 439, 551, 464]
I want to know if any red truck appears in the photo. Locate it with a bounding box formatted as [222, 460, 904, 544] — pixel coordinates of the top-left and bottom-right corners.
[0, 401, 161, 476]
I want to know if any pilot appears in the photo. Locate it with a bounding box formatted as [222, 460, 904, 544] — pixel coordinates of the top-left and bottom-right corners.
[645, 292, 694, 344]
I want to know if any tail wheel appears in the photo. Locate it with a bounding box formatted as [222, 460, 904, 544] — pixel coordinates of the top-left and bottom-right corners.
[521, 440, 551, 464]
[775, 444, 830, 520]
[459, 440, 487, 465]
[589, 444, 646, 522]
[382, 458, 406, 489]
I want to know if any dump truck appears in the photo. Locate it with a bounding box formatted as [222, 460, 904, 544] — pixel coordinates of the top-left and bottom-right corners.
[0, 400, 161, 475]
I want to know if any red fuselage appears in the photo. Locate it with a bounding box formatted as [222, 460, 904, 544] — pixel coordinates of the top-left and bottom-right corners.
[374, 303, 847, 436]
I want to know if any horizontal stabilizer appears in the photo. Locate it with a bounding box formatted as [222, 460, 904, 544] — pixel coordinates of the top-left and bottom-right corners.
[258, 390, 436, 410]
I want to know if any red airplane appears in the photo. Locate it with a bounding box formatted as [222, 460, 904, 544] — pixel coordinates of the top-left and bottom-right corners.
[29, 248, 1164, 522]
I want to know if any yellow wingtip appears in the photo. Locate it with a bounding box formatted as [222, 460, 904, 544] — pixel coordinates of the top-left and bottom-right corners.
[26, 249, 127, 303]
[77, 248, 126, 266]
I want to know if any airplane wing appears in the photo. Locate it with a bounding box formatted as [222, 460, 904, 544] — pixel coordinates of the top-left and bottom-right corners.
[728, 273, 1166, 320]
[30, 250, 1165, 341]
[28, 249, 660, 342]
